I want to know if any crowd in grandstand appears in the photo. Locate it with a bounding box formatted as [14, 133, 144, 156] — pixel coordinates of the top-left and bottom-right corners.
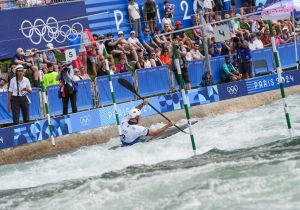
[0, 0, 298, 123]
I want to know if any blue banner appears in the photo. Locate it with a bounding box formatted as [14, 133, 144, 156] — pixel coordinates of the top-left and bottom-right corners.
[70, 109, 101, 133]
[96, 72, 135, 106]
[0, 1, 89, 59]
[0, 88, 41, 124]
[246, 70, 300, 94]
[218, 81, 248, 100]
[85, 0, 195, 37]
[47, 79, 93, 116]
[137, 66, 170, 97]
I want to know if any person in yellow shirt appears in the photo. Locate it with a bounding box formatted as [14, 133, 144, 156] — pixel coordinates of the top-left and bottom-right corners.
[43, 63, 59, 88]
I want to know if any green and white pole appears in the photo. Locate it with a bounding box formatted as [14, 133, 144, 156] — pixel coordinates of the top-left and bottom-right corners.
[103, 51, 122, 140]
[173, 43, 197, 155]
[37, 60, 56, 146]
[268, 21, 293, 139]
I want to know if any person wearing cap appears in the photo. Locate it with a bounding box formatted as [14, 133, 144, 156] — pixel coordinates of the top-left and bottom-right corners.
[13, 48, 39, 87]
[43, 43, 59, 72]
[281, 26, 293, 42]
[174, 21, 192, 46]
[43, 63, 59, 88]
[128, 0, 142, 37]
[117, 31, 139, 62]
[8, 65, 32, 125]
[120, 100, 174, 146]
[221, 55, 242, 83]
[128, 30, 146, 53]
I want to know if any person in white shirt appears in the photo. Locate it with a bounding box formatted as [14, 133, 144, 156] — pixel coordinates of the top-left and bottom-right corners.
[128, 0, 142, 37]
[249, 33, 264, 51]
[127, 31, 145, 53]
[253, 32, 264, 49]
[120, 100, 174, 146]
[190, 43, 205, 60]
[161, 10, 174, 30]
[8, 65, 32, 124]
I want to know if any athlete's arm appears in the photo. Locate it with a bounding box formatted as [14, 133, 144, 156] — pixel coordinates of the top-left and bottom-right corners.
[148, 121, 174, 136]
[135, 99, 148, 110]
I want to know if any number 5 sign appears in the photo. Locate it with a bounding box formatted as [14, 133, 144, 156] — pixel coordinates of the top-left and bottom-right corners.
[65, 49, 77, 62]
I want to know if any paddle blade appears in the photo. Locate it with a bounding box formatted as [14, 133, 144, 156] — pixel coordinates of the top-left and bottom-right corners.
[118, 78, 137, 94]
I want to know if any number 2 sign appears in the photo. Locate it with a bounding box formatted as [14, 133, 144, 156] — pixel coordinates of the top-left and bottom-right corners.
[65, 49, 77, 62]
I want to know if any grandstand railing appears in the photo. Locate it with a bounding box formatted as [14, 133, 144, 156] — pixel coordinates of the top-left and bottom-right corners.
[0, 42, 299, 124]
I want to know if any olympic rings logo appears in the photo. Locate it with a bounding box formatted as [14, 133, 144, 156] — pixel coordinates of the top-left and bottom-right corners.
[227, 85, 239, 95]
[80, 115, 91, 127]
[20, 17, 84, 45]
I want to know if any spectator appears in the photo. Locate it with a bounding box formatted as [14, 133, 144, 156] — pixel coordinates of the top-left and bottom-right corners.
[135, 52, 147, 69]
[104, 33, 123, 56]
[43, 43, 59, 72]
[150, 50, 163, 67]
[201, 71, 214, 87]
[43, 63, 59, 88]
[233, 37, 253, 79]
[161, 10, 174, 30]
[163, 0, 175, 23]
[116, 57, 130, 73]
[153, 27, 171, 52]
[173, 21, 193, 46]
[97, 55, 107, 76]
[190, 43, 205, 60]
[222, 0, 232, 14]
[144, 52, 152, 68]
[0, 79, 7, 92]
[221, 55, 242, 83]
[86, 44, 98, 75]
[56, 63, 77, 115]
[117, 31, 139, 62]
[281, 26, 293, 42]
[192, 18, 202, 43]
[96, 34, 106, 56]
[261, 28, 272, 47]
[172, 42, 191, 90]
[220, 40, 231, 55]
[204, 0, 214, 23]
[273, 30, 286, 45]
[140, 27, 159, 52]
[143, 0, 157, 32]
[128, 31, 146, 53]
[13, 48, 39, 87]
[252, 32, 264, 49]
[73, 68, 83, 81]
[208, 37, 222, 57]
[160, 48, 172, 67]
[128, 0, 142, 37]
[8, 65, 32, 125]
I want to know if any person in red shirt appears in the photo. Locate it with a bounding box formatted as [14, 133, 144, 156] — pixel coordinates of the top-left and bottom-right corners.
[261, 29, 272, 47]
[160, 48, 172, 67]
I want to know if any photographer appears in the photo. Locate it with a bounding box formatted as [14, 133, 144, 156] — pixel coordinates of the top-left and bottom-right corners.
[8, 65, 32, 125]
[56, 62, 78, 116]
[233, 34, 253, 80]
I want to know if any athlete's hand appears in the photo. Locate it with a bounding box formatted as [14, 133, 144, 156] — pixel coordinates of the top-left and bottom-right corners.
[167, 121, 175, 127]
[143, 99, 149, 105]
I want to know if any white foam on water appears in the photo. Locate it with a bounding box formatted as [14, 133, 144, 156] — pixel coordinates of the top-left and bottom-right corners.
[0, 93, 299, 192]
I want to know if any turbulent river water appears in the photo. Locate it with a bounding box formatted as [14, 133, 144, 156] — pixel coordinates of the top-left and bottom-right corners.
[0, 93, 300, 210]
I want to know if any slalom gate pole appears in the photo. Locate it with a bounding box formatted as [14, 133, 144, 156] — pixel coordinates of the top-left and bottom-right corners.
[268, 21, 294, 140]
[36, 60, 56, 146]
[103, 50, 122, 141]
[172, 43, 197, 156]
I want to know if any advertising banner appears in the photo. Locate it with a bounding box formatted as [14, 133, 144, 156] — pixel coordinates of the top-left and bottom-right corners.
[246, 70, 300, 94]
[218, 81, 248, 100]
[0, 1, 89, 59]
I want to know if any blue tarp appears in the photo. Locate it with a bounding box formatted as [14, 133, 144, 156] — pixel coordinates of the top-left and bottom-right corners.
[47, 79, 93, 116]
[0, 88, 41, 124]
[137, 66, 171, 97]
[96, 72, 135, 106]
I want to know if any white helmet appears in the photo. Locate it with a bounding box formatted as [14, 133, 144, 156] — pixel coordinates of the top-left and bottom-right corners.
[128, 108, 141, 119]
